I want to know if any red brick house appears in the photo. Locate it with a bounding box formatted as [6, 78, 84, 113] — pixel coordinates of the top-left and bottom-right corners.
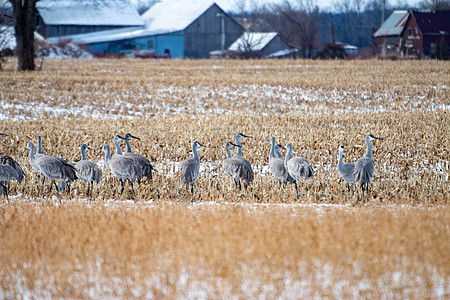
[374, 10, 450, 59]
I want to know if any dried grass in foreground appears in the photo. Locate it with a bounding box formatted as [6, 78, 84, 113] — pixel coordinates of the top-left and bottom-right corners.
[0, 202, 448, 298]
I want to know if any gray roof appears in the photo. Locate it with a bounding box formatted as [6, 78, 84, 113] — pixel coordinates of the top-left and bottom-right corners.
[141, 1, 215, 33]
[229, 32, 278, 52]
[37, 0, 144, 27]
[374, 11, 409, 37]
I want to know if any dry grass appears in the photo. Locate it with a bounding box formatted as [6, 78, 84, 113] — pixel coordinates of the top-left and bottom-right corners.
[0, 58, 449, 297]
[0, 202, 448, 298]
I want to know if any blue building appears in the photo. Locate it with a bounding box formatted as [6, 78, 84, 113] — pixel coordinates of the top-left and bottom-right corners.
[48, 1, 244, 59]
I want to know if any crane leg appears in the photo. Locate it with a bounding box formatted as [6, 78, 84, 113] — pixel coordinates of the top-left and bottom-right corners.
[1, 183, 8, 202]
[41, 176, 46, 194]
[86, 182, 90, 197]
[190, 183, 194, 194]
[51, 180, 59, 194]
[120, 179, 125, 195]
[49, 180, 55, 193]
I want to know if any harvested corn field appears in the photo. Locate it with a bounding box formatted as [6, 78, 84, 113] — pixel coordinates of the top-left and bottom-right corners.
[0, 58, 449, 298]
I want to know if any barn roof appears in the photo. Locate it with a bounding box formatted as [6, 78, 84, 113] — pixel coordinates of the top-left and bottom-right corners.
[46, 27, 166, 45]
[374, 11, 409, 37]
[141, 0, 216, 33]
[412, 10, 450, 35]
[36, 0, 144, 27]
[229, 32, 278, 52]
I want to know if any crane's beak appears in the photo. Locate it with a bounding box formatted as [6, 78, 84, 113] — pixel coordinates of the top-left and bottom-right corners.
[198, 142, 206, 147]
[231, 142, 241, 147]
[241, 133, 252, 138]
[125, 134, 140, 140]
[0, 133, 8, 137]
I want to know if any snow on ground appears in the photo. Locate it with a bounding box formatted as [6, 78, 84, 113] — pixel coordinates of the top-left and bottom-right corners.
[0, 198, 447, 299]
[1, 258, 446, 299]
[1, 83, 448, 121]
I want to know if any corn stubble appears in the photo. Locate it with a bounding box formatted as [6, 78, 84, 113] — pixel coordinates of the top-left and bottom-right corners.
[0, 59, 448, 297]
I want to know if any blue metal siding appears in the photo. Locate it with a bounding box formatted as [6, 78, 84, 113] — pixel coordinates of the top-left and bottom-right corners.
[153, 31, 184, 58]
[85, 31, 184, 58]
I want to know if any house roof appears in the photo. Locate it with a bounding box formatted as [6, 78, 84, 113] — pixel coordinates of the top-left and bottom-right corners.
[46, 27, 161, 45]
[374, 11, 409, 37]
[36, 0, 144, 27]
[412, 10, 450, 35]
[141, 0, 216, 33]
[229, 32, 278, 52]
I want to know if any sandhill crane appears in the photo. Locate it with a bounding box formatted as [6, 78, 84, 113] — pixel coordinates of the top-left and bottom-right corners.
[180, 141, 205, 193]
[113, 134, 142, 183]
[232, 132, 254, 189]
[269, 137, 295, 187]
[101, 144, 140, 196]
[284, 143, 314, 199]
[337, 145, 355, 193]
[353, 134, 383, 200]
[122, 133, 157, 182]
[75, 144, 102, 197]
[0, 163, 20, 201]
[34, 135, 77, 193]
[222, 141, 252, 190]
[0, 133, 25, 196]
[26, 142, 77, 197]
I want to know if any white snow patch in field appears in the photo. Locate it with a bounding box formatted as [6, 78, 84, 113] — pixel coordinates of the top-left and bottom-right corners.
[1, 83, 448, 121]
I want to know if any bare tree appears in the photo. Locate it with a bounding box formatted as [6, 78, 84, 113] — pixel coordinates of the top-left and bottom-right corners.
[8, 0, 40, 71]
[0, 0, 14, 69]
[231, 0, 274, 55]
[418, 0, 450, 10]
[263, 0, 320, 58]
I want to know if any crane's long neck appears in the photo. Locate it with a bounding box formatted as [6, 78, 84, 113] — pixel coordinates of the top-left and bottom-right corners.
[226, 144, 232, 159]
[193, 144, 200, 161]
[81, 147, 87, 160]
[114, 139, 122, 155]
[37, 136, 42, 155]
[338, 149, 343, 167]
[235, 136, 243, 156]
[104, 147, 111, 163]
[28, 144, 35, 161]
[365, 137, 373, 159]
[275, 148, 283, 159]
[285, 146, 292, 165]
[270, 139, 276, 160]
[125, 139, 132, 153]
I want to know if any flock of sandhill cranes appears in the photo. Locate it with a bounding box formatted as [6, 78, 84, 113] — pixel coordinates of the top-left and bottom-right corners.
[0, 132, 383, 201]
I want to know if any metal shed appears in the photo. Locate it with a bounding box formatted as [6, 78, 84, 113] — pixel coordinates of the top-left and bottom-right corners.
[36, 0, 144, 38]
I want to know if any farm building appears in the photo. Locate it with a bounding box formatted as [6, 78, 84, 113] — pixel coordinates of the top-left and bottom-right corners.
[374, 10, 450, 59]
[49, 1, 244, 59]
[226, 32, 292, 58]
[35, 0, 144, 38]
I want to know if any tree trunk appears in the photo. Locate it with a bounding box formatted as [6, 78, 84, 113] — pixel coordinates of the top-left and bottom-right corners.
[10, 0, 37, 71]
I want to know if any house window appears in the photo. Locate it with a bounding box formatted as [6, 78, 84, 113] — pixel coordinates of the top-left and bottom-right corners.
[408, 28, 412, 37]
[147, 40, 154, 49]
[414, 28, 418, 37]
